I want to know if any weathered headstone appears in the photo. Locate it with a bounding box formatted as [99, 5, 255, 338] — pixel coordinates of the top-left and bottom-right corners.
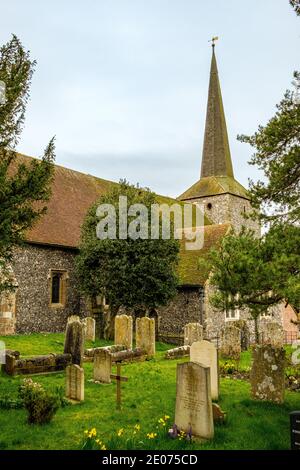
[64, 318, 85, 365]
[290, 411, 300, 450]
[190, 340, 219, 400]
[184, 323, 203, 346]
[115, 315, 133, 350]
[136, 317, 155, 357]
[66, 364, 84, 401]
[220, 324, 241, 360]
[94, 349, 112, 383]
[84, 317, 96, 342]
[261, 321, 284, 347]
[250, 344, 285, 404]
[175, 362, 214, 440]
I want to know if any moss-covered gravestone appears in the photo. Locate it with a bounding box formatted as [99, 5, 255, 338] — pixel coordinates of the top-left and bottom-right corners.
[184, 323, 203, 346]
[64, 318, 84, 366]
[250, 344, 285, 404]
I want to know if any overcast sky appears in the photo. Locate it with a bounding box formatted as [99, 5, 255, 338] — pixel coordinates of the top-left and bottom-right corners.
[0, 0, 299, 197]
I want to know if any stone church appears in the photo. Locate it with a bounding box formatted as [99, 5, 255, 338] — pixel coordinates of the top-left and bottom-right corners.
[0, 46, 298, 342]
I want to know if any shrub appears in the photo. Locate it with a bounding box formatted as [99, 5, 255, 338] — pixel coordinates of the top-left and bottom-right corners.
[18, 378, 60, 424]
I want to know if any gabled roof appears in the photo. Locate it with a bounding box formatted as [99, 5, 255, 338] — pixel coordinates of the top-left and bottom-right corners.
[15, 154, 212, 248]
[179, 175, 249, 201]
[178, 223, 231, 285]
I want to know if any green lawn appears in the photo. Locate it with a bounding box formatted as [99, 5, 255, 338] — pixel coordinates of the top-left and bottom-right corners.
[0, 333, 299, 450]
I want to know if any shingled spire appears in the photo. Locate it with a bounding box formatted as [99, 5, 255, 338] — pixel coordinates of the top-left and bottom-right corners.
[200, 45, 234, 178]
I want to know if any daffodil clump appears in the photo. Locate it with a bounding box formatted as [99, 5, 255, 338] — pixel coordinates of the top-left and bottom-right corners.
[81, 415, 186, 450]
[82, 428, 107, 450]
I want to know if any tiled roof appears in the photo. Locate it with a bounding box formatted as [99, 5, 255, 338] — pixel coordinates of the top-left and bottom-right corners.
[178, 175, 249, 200]
[178, 223, 231, 285]
[14, 154, 229, 286]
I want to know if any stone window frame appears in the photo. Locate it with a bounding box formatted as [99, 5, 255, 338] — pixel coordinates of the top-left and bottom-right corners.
[224, 293, 240, 321]
[48, 269, 69, 308]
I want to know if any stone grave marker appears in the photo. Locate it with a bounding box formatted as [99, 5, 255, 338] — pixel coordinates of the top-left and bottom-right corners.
[110, 363, 128, 410]
[64, 318, 85, 366]
[136, 317, 155, 357]
[250, 344, 285, 404]
[94, 348, 112, 384]
[115, 315, 133, 350]
[190, 340, 219, 400]
[175, 362, 214, 440]
[220, 324, 241, 360]
[84, 317, 96, 342]
[184, 323, 203, 346]
[66, 364, 84, 402]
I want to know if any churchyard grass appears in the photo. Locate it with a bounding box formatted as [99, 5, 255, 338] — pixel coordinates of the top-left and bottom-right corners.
[0, 333, 299, 450]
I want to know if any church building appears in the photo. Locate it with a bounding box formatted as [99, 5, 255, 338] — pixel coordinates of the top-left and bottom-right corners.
[0, 46, 298, 342]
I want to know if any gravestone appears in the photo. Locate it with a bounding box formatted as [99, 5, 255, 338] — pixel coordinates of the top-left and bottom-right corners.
[64, 318, 85, 365]
[250, 344, 285, 404]
[184, 323, 203, 346]
[94, 349, 112, 383]
[190, 340, 219, 400]
[290, 411, 300, 450]
[66, 364, 84, 401]
[136, 317, 155, 357]
[261, 322, 284, 347]
[220, 324, 241, 360]
[175, 362, 214, 440]
[115, 315, 133, 350]
[84, 317, 96, 342]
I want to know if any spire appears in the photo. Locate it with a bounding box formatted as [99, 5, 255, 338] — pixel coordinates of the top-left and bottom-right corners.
[200, 44, 234, 178]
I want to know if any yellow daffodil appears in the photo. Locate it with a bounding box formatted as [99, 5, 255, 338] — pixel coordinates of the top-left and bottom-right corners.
[101, 445, 107, 450]
[164, 415, 170, 420]
[117, 428, 124, 437]
[147, 432, 157, 439]
[134, 424, 141, 431]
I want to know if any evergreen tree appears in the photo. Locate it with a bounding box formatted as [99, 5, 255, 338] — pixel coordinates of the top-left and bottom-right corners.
[0, 35, 55, 291]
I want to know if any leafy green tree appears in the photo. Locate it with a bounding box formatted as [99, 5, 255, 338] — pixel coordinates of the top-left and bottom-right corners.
[202, 225, 300, 342]
[0, 35, 55, 291]
[238, 71, 300, 225]
[76, 180, 180, 338]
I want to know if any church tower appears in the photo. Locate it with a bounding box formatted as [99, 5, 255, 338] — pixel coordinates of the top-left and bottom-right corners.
[179, 44, 259, 234]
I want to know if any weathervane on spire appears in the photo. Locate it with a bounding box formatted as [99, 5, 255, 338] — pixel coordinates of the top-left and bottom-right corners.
[208, 36, 219, 48]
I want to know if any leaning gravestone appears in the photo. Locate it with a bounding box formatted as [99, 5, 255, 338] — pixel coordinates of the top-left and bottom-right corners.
[115, 315, 133, 349]
[250, 344, 285, 404]
[136, 317, 155, 357]
[184, 323, 203, 346]
[94, 349, 112, 383]
[261, 322, 284, 348]
[84, 317, 96, 342]
[220, 324, 241, 360]
[190, 340, 219, 401]
[175, 362, 214, 440]
[64, 318, 85, 366]
[66, 364, 84, 401]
